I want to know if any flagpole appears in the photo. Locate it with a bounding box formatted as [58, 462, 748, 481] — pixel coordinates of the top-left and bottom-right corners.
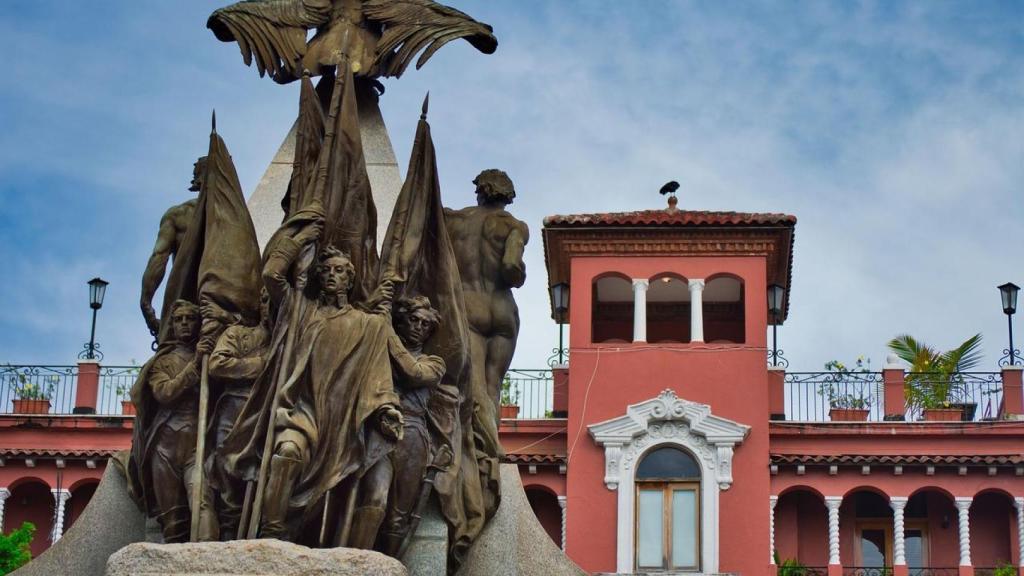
[190, 354, 211, 541]
[245, 243, 316, 538]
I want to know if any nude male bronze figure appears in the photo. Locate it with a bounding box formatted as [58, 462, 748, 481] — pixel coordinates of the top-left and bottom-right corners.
[444, 169, 528, 421]
[140, 157, 207, 337]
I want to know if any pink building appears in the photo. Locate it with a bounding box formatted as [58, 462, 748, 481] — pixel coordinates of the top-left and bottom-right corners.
[499, 197, 1023, 576]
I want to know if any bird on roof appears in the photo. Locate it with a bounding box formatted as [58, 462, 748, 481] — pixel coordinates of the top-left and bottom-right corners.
[208, 0, 498, 84]
[659, 181, 680, 196]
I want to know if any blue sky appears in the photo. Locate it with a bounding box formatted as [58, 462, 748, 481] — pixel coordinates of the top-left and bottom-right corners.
[1, 2, 1023, 371]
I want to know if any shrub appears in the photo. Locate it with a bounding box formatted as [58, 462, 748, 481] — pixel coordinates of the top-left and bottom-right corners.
[0, 522, 35, 574]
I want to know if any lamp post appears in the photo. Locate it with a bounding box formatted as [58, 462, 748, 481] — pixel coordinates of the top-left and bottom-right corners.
[82, 277, 109, 361]
[767, 284, 786, 367]
[550, 282, 570, 366]
[999, 282, 1020, 367]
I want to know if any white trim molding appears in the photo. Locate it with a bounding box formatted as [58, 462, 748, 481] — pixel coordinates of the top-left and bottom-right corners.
[588, 389, 750, 573]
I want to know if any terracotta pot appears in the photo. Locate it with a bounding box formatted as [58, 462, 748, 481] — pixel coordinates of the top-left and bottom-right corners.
[923, 408, 963, 422]
[12, 398, 51, 414]
[500, 404, 520, 419]
[829, 408, 870, 422]
[121, 400, 137, 416]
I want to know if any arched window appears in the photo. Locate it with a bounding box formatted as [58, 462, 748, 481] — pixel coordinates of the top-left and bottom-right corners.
[704, 275, 745, 343]
[592, 274, 634, 343]
[647, 273, 690, 343]
[635, 447, 701, 571]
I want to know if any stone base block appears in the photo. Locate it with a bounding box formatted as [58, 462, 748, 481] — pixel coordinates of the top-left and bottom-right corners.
[106, 539, 408, 576]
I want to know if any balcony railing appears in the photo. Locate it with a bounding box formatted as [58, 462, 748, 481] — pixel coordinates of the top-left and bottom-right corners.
[841, 568, 892, 576]
[1, 364, 137, 416]
[782, 370, 1009, 422]
[776, 566, 828, 576]
[910, 569, 960, 576]
[904, 372, 1003, 421]
[2, 363, 558, 420]
[503, 369, 554, 419]
[785, 371, 885, 421]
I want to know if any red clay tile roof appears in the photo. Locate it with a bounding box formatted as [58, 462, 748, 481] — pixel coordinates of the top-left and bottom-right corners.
[543, 209, 797, 228]
[771, 454, 1024, 466]
[504, 453, 566, 465]
[0, 447, 118, 458]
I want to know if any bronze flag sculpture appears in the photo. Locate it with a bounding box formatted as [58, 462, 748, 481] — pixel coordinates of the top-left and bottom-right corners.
[127, 1, 525, 571]
[130, 116, 263, 544]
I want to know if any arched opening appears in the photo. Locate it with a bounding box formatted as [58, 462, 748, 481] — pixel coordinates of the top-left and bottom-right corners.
[524, 485, 562, 549]
[902, 488, 958, 571]
[774, 488, 828, 568]
[5, 479, 55, 558]
[647, 273, 690, 343]
[704, 274, 745, 343]
[592, 273, 634, 343]
[841, 489, 892, 569]
[634, 446, 702, 572]
[970, 490, 1015, 570]
[67, 480, 99, 530]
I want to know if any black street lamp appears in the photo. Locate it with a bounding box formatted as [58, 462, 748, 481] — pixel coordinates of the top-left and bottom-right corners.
[82, 277, 109, 361]
[999, 282, 1020, 367]
[550, 282, 570, 365]
[767, 284, 787, 367]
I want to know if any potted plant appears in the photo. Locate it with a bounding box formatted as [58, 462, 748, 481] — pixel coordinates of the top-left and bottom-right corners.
[499, 374, 520, 419]
[105, 361, 141, 415]
[827, 393, 872, 421]
[9, 372, 55, 415]
[774, 553, 808, 576]
[820, 358, 873, 421]
[888, 333, 983, 422]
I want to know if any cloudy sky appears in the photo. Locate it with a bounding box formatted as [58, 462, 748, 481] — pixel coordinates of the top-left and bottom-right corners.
[1, 1, 1022, 373]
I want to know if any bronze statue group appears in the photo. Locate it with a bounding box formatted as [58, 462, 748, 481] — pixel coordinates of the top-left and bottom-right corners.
[125, 1, 526, 573]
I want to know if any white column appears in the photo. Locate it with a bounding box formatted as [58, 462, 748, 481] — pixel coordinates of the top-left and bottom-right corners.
[632, 279, 649, 343]
[769, 495, 778, 565]
[0, 488, 10, 532]
[688, 279, 706, 343]
[954, 497, 972, 567]
[891, 497, 908, 566]
[825, 496, 843, 566]
[50, 489, 71, 542]
[1015, 497, 1024, 568]
[557, 495, 567, 552]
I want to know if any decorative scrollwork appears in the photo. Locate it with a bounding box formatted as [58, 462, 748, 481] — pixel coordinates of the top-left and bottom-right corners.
[78, 342, 104, 361]
[547, 347, 569, 367]
[767, 348, 789, 368]
[999, 347, 1022, 367]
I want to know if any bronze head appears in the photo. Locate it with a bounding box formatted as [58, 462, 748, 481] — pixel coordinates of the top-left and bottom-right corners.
[316, 245, 356, 298]
[189, 156, 209, 192]
[473, 169, 515, 207]
[169, 300, 201, 345]
[394, 295, 441, 349]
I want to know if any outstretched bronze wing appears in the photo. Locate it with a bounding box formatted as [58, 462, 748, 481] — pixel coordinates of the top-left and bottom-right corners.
[208, 0, 331, 82]
[363, 0, 498, 78]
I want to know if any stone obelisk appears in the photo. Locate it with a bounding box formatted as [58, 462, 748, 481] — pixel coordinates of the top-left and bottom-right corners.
[246, 87, 402, 250]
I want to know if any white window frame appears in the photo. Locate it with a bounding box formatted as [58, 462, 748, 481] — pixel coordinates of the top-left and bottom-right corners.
[589, 389, 750, 574]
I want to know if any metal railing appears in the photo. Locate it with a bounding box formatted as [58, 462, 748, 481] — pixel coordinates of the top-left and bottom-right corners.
[904, 372, 1003, 422]
[0, 365, 79, 414]
[842, 568, 892, 576]
[97, 366, 140, 415]
[910, 568, 959, 576]
[502, 369, 554, 419]
[784, 371, 885, 421]
[776, 566, 827, 576]
[0, 364, 138, 416]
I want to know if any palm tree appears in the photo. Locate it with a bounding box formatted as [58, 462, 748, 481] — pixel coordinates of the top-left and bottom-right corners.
[887, 333, 983, 411]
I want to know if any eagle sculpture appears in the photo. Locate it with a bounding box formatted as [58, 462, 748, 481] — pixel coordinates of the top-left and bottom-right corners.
[208, 0, 498, 83]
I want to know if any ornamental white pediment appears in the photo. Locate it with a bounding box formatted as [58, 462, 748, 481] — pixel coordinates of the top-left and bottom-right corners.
[588, 389, 750, 491]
